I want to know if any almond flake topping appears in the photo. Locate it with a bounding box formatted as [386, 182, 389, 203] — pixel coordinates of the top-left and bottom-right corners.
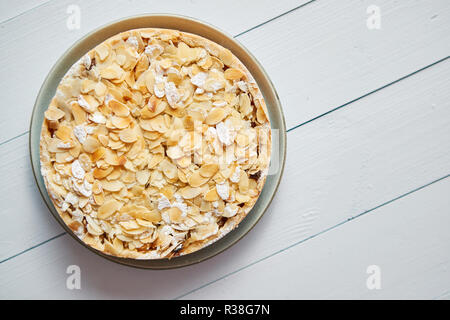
[71, 160, 85, 180]
[216, 181, 229, 201]
[40, 28, 271, 260]
[73, 125, 87, 144]
[190, 72, 207, 87]
[216, 122, 233, 146]
[158, 194, 171, 211]
[90, 111, 106, 124]
[65, 192, 79, 206]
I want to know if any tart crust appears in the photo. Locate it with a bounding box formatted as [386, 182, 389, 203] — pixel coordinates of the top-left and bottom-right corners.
[40, 28, 271, 259]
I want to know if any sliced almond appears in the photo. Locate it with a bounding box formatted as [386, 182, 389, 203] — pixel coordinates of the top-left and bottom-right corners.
[108, 139, 124, 150]
[69, 143, 81, 158]
[78, 94, 99, 113]
[122, 205, 161, 222]
[109, 99, 130, 117]
[179, 186, 202, 199]
[82, 136, 100, 153]
[94, 82, 107, 96]
[92, 180, 103, 194]
[136, 218, 154, 228]
[199, 163, 219, 178]
[107, 151, 126, 166]
[55, 125, 72, 141]
[235, 192, 250, 203]
[224, 68, 245, 80]
[95, 44, 110, 61]
[176, 156, 191, 168]
[119, 220, 140, 230]
[139, 119, 153, 131]
[149, 115, 168, 133]
[166, 145, 183, 160]
[148, 153, 164, 169]
[190, 223, 218, 241]
[239, 172, 249, 194]
[100, 63, 124, 80]
[55, 152, 73, 163]
[204, 187, 219, 201]
[236, 133, 249, 147]
[178, 169, 187, 183]
[122, 170, 136, 184]
[106, 167, 122, 181]
[98, 199, 122, 220]
[93, 193, 105, 205]
[160, 159, 177, 180]
[205, 108, 226, 125]
[188, 171, 210, 187]
[45, 106, 65, 121]
[167, 207, 183, 223]
[119, 128, 137, 143]
[141, 97, 166, 118]
[111, 116, 132, 129]
[136, 170, 150, 185]
[71, 103, 87, 125]
[219, 48, 233, 66]
[93, 166, 114, 179]
[239, 93, 252, 116]
[90, 146, 106, 162]
[101, 180, 124, 192]
[98, 134, 109, 146]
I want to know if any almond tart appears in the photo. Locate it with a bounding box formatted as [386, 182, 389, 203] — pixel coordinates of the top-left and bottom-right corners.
[39, 28, 271, 259]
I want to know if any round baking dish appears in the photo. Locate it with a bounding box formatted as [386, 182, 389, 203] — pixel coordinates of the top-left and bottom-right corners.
[30, 14, 286, 269]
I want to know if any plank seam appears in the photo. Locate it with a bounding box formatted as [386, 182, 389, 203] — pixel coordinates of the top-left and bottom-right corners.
[234, 0, 317, 37]
[287, 55, 450, 132]
[0, 232, 66, 264]
[174, 173, 450, 299]
[0, 131, 29, 147]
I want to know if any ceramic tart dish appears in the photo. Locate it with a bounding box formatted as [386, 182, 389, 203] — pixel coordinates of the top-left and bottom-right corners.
[30, 15, 286, 268]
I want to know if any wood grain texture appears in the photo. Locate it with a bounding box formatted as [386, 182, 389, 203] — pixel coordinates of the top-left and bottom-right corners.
[0, 55, 448, 299]
[238, 0, 450, 129]
[181, 176, 450, 299]
[0, 0, 49, 23]
[0, 0, 303, 143]
[1, 0, 449, 299]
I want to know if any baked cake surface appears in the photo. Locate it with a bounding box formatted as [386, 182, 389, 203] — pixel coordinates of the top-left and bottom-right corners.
[40, 28, 271, 259]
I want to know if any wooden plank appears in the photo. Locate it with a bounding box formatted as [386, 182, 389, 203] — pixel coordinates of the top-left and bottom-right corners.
[0, 0, 303, 143]
[1, 0, 449, 142]
[0, 134, 64, 262]
[238, 0, 450, 129]
[0, 0, 48, 23]
[0, 56, 449, 298]
[181, 177, 450, 299]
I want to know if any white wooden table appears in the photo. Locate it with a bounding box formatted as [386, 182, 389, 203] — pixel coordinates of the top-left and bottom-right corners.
[0, 0, 449, 300]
